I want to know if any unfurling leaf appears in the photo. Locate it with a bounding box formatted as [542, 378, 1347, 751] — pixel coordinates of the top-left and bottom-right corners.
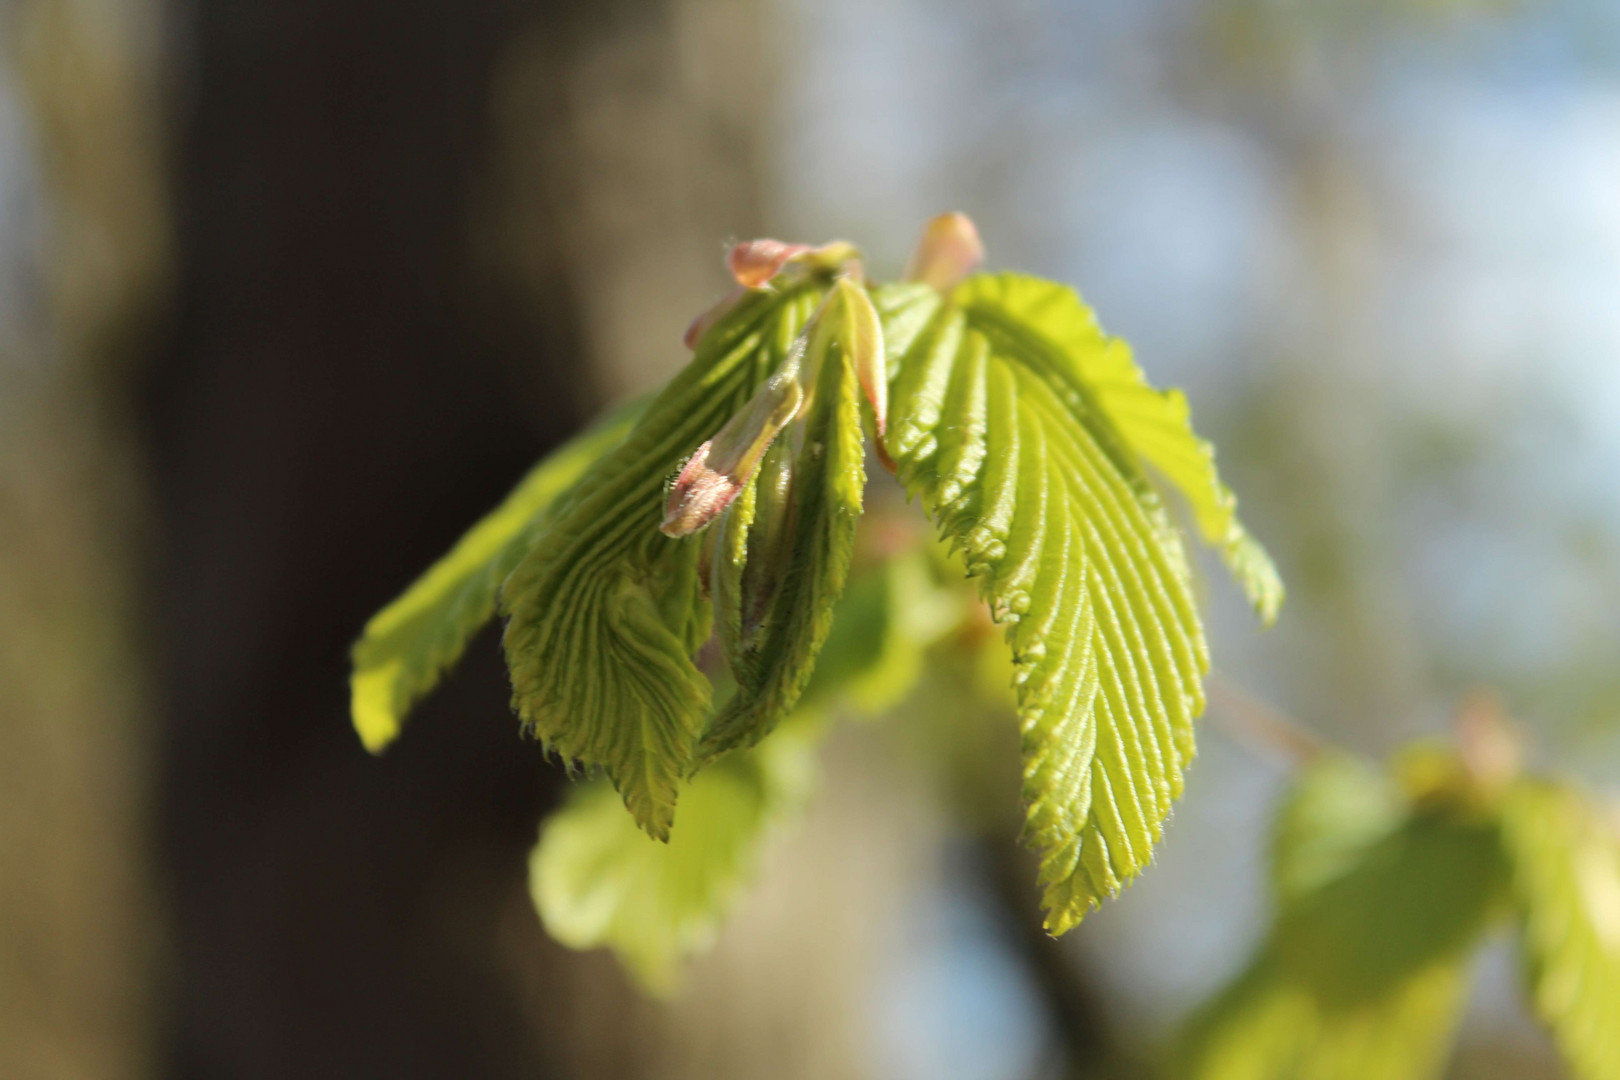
[349, 400, 643, 752]
[726, 238, 860, 289]
[355, 215, 1288, 981]
[711, 437, 791, 663]
[1501, 781, 1620, 1080]
[877, 271, 1213, 933]
[697, 297, 867, 766]
[501, 284, 825, 838]
[953, 271, 1284, 624]
[661, 370, 803, 537]
[833, 276, 888, 437]
[728, 239, 812, 288]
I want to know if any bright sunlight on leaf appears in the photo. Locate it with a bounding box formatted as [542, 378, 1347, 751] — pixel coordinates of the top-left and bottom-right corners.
[877, 269, 1255, 932]
[971, 272, 1285, 624]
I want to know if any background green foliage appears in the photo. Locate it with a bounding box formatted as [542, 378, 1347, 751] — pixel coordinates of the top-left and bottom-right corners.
[1177, 747, 1620, 1080]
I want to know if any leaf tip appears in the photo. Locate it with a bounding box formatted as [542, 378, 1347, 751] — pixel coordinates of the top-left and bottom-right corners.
[832, 276, 888, 443]
[875, 437, 898, 475]
[350, 661, 402, 753]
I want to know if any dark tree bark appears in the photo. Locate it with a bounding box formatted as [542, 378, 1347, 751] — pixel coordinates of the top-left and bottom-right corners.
[146, 2, 593, 1076]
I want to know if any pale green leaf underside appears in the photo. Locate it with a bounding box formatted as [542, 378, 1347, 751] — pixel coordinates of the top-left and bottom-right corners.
[532, 714, 821, 994]
[350, 400, 643, 752]
[502, 285, 823, 839]
[876, 275, 1210, 933]
[955, 272, 1283, 623]
[1501, 781, 1620, 1080]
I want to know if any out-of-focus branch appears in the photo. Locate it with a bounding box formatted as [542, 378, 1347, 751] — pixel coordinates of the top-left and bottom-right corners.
[979, 836, 1141, 1080]
[1205, 671, 1327, 768]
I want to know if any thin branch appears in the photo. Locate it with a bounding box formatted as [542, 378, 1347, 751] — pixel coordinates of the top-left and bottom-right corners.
[1204, 671, 1326, 768]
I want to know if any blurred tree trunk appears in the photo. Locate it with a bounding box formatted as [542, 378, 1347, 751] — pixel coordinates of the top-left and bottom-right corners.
[146, 0, 913, 1077]
[0, 0, 168, 1076]
[146, 1, 582, 1075]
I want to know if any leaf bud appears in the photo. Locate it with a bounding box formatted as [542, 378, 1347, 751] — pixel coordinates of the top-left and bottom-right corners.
[660, 373, 804, 537]
[902, 212, 985, 293]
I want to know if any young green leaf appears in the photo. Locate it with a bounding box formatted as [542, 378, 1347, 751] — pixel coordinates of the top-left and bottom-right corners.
[501, 285, 824, 839]
[1291, 961, 1474, 1080]
[697, 300, 867, 766]
[876, 274, 1212, 933]
[350, 400, 642, 752]
[955, 272, 1283, 623]
[832, 275, 889, 444]
[531, 714, 823, 994]
[1272, 805, 1504, 1010]
[1501, 781, 1620, 1080]
[710, 438, 783, 665]
[661, 369, 802, 538]
[360, 217, 1288, 978]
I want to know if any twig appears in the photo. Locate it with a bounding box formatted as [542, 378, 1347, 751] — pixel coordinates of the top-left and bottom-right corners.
[1204, 672, 1326, 768]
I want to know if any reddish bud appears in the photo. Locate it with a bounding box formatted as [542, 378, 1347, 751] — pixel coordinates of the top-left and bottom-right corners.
[728, 240, 812, 288]
[902, 212, 985, 293]
[661, 373, 804, 537]
[725, 238, 863, 290]
[1454, 688, 1522, 792]
[662, 441, 738, 538]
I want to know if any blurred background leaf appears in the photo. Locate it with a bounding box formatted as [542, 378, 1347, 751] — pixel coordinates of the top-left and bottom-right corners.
[1501, 781, 1620, 1080]
[1177, 750, 1508, 1080]
[532, 711, 823, 994]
